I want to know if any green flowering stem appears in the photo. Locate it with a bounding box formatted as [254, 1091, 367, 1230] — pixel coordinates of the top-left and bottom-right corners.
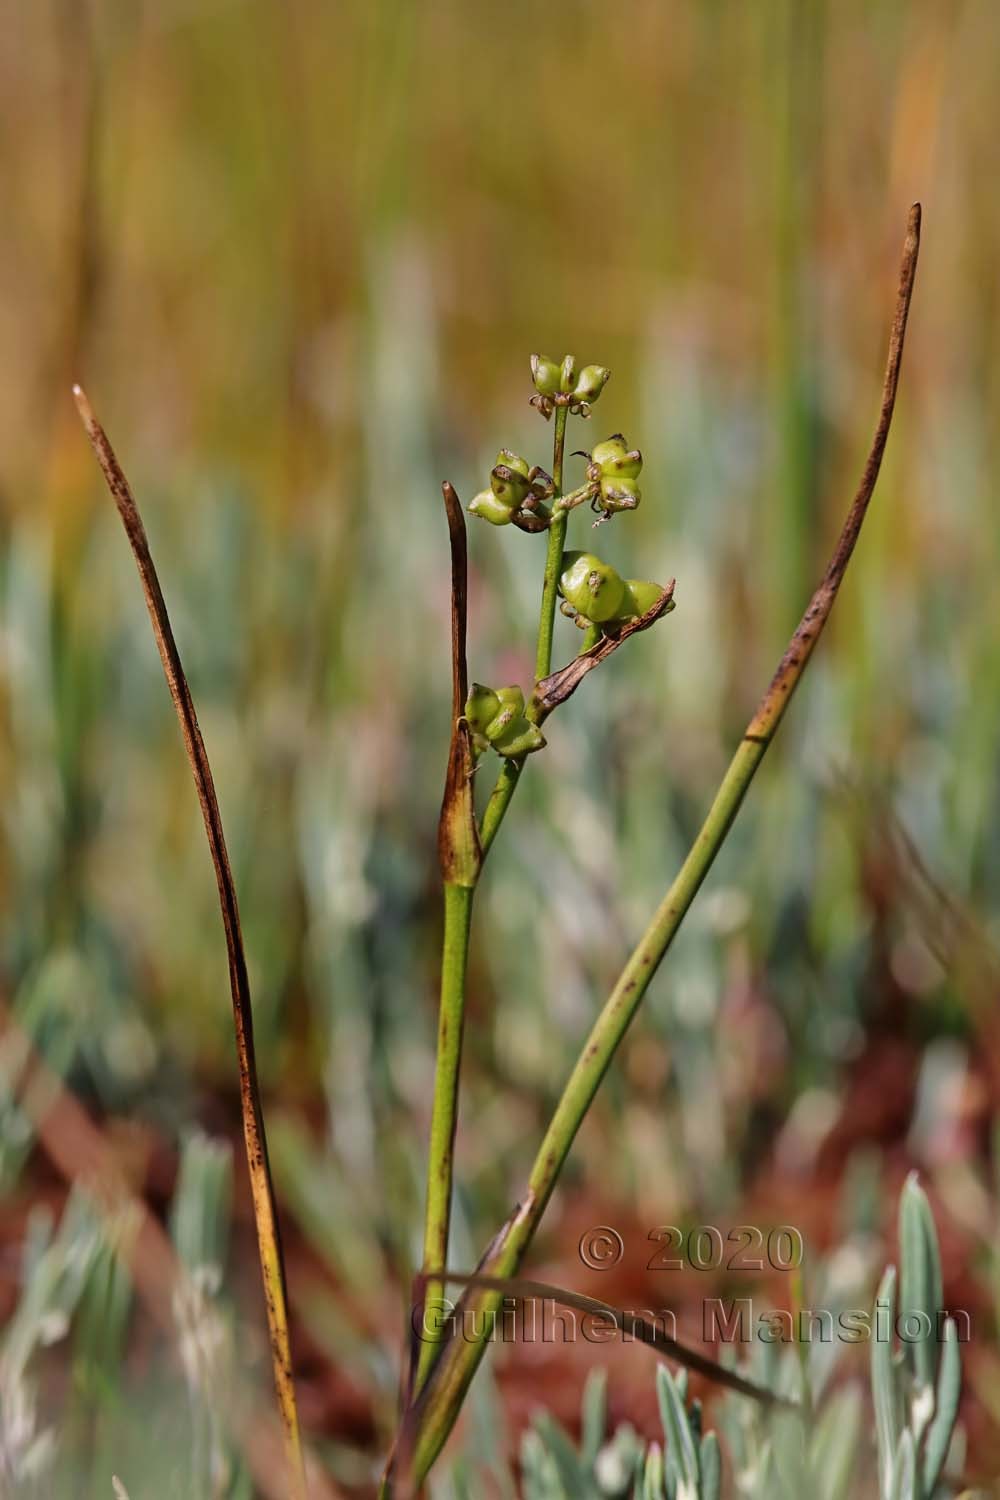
[477, 403, 570, 858]
[416, 880, 474, 1386]
[395, 203, 921, 1490]
[420, 398, 575, 1383]
[534, 401, 570, 681]
[477, 754, 520, 858]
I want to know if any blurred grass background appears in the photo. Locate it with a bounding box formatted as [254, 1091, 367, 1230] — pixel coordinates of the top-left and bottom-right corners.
[2, 0, 1000, 1494]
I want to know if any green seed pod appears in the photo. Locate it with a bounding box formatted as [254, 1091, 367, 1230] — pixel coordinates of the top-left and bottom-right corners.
[530, 354, 561, 398]
[490, 462, 532, 509]
[485, 704, 516, 741]
[495, 448, 531, 481]
[598, 476, 641, 512]
[483, 686, 522, 744]
[465, 683, 502, 749]
[490, 714, 546, 757]
[558, 550, 626, 623]
[559, 354, 577, 394]
[573, 365, 611, 406]
[468, 489, 513, 526]
[620, 579, 664, 617]
[465, 683, 544, 758]
[590, 434, 643, 478]
[494, 685, 526, 716]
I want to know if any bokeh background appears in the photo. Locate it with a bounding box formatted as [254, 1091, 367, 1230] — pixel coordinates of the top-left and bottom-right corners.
[2, 1, 999, 1494]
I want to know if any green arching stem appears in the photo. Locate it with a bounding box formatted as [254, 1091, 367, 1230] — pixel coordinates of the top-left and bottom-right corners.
[511, 734, 769, 1216]
[397, 204, 921, 1489]
[415, 881, 474, 1386]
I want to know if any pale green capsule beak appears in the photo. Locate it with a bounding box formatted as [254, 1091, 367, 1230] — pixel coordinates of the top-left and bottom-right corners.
[468, 489, 514, 526]
[621, 579, 668, 617]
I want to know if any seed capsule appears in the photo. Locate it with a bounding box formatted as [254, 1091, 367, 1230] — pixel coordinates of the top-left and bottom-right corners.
[558, 550, 627, 624]
[485, 685, 524, 742]
[559, 354, 578, 394]
[465, 684, 502, 747]
[468, 489, 513, 526]
[493, 685, 526, 716]
[490, 715, 546, 757]
[573, 365, 611, 407]
[464, 682, 545, 758]
[530, 354, 562, 398]
[490, 462, 532, 509]
[496, 448, 531, 480]
[598, 476, 641, 513]
[589, 434, 643, 479]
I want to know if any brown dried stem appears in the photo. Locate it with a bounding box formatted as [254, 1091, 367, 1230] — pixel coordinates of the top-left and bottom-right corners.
[72, 385, 307, 1500]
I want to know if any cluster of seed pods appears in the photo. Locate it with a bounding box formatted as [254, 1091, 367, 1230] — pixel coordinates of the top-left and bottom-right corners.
[464, 354, 670, 759]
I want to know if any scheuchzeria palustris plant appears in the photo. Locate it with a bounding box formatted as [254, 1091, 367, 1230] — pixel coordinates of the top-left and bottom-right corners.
[75, 208, 923, 1498]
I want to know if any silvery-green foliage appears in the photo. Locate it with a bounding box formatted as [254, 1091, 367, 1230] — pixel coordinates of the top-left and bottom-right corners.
[0, 1188, 105, 1489]
[1, 1134, 238, 1497]
[519, 1369, 639, 1498]
[170, 1130, 233, 1288]
[519, 1366, 718, 1500]
[871, 1174, 964, 1500]
[168, 1132, 236, 1498]
[515, 1177, 963, 1500]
